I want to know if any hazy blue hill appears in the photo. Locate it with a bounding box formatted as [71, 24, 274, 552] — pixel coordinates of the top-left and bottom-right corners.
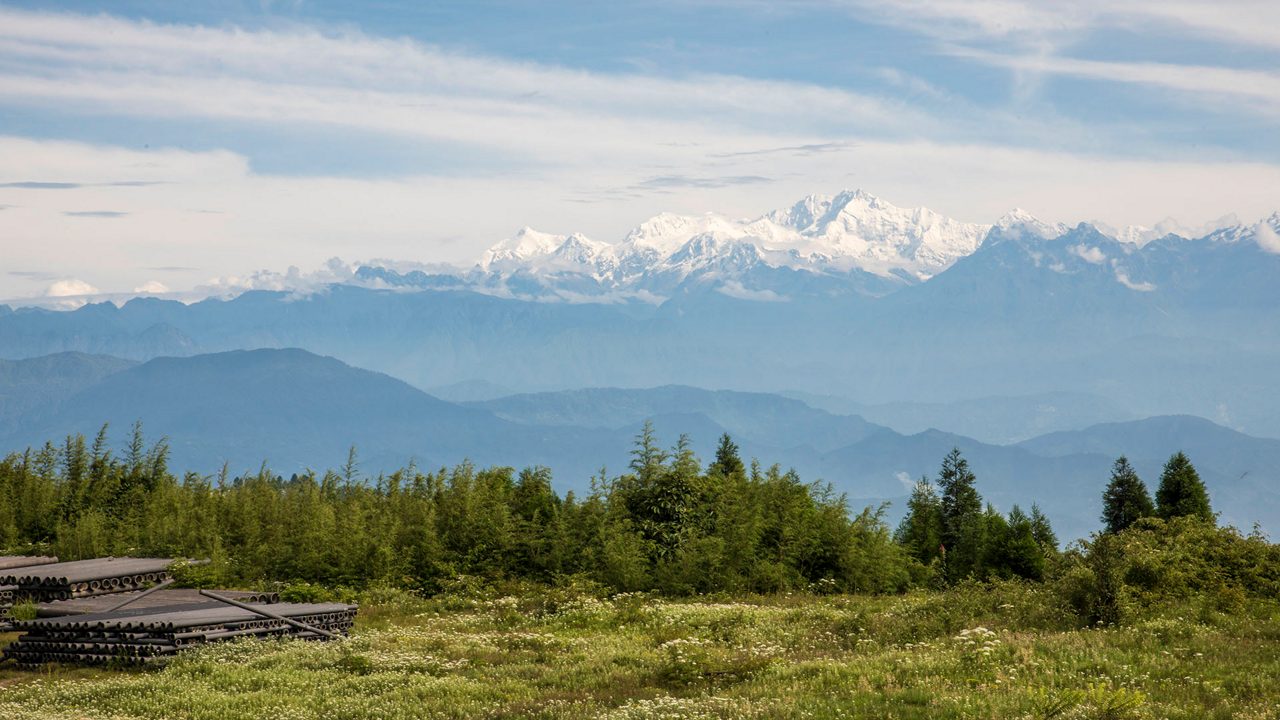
[471, 385, 880, 453]
[1015, 415, 1280, 531]
[3, 348, 617, 479]
[0, 352, 137, 433]
[784, 390, 1137, 444]
[0, 302, 198, 360]
[817, 416, 1280, 539]
[815, 426, 1113, 536]
[1016, 414, 1280, 460]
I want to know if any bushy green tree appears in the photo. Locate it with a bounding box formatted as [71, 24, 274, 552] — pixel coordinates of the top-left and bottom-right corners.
[1101, 456, 1155, 533]
[1155, 452, 1213, 522]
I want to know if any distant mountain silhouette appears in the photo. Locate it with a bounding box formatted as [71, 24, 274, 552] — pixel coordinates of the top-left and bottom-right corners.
[0, 352, 136, 434]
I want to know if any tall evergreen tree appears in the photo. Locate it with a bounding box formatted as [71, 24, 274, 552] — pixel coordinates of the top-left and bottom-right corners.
[894, 478, 942, 565]
[1001, 505, 1045, 580]
[708, 433, 745, 478]
[936, 448, 984, 581]
[1155, 451, 1213, 522]
[1028, 504, 1058, 556]
[1101, 456, 1155, 533]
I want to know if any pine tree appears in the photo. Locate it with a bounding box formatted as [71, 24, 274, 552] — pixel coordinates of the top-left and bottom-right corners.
[1155, 451, 1213, 522]
[1101, 456, 1155, 533]
[979, 504, 1011, 578]
[1001, 505, 1045, 580]
[630, 420, 668, 480]
[894, 478, 942, 565]
[936, 448, 984, 581]
[708, 433, 745, 478]
[1029, 504, 1058, 556]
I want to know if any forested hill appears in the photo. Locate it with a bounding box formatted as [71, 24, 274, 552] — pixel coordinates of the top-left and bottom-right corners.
[1, 349, 1278, 540]
[0, 353, 136, 432]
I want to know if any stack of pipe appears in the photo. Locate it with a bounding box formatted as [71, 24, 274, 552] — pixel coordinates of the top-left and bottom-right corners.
[0, 556, 59, 629]
[0, 558, 176, 603]
[3, 602, 357, 668]
[37, 589, 280, 617]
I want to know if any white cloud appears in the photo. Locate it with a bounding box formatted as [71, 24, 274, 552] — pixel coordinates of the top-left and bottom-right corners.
[44, 278, 99, 297]
[0, 7, 933, 165]
[197, 258, 358, 297]
[1072, 245, 1107, 264]
[1114, 268, 1156, 291]
[1, 8, 1279, 300]
[1256, 220, 1280, 254]
[38, 277, 100, 308]
[132, 280, 170, 294]
[839, 0, 1280, 50]
[804, 2, 1280, 114]
[5, 136, 1280, 300]
[949, 47, 1280, 116]
[716, 280, 786, 302]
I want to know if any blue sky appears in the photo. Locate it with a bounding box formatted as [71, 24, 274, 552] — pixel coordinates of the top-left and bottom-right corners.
[1, 0, 1278, 302]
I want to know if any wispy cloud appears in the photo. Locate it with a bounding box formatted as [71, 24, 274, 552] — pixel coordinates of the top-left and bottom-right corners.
[949, 46, 1280, 116]
[0, 7, 938, 167]
[709, 142, 857, 159]
[0, 180, 165, 189]
[799, 1, 1280, 115]
[0, 181, 80, 189]
[1114, 268, 1156, 291]
[635, 175, 774, 190]
[1257, 222, 1280, 255]
[717, 279, 787, 302]
[1, 7, 1278, 301]
[64, 210, 129, 218]
[833, 0, 1280, 50]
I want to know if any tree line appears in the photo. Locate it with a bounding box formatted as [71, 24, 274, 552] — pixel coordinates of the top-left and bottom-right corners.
[0, 421, 1224, 596]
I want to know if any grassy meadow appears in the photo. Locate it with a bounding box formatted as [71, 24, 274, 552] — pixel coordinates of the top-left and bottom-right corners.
[1, 579, 1277, 720]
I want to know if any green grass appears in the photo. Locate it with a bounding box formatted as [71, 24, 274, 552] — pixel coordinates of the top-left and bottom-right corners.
[1, 583, 1277, 719]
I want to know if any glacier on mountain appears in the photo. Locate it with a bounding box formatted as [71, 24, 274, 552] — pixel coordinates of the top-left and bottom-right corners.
[462, 189, 993, 301]
[345, 190, 1280, 305]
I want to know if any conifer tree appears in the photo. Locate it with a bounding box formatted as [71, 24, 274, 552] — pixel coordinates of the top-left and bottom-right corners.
[708, 433, 745, 478]
[979, 504, 1011, 578]
[1001, 505, 1045, 580]
[1101, 456, 1154, 533]
[1155, 451, 1213, 522]
[936, 448, 984, 581]
[895, 478, 942, 565]
[1028, 504, 1058, 556]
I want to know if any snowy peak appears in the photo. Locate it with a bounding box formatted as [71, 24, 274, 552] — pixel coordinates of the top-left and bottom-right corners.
[764, 193, 835, 230]
[452, 191, 1272, 303]
[793, 189, 990, 278]
[1095, 213, 1241, 247]
[481, 227, 567, 268]
[470, 190, 995, 299]
[993, 209, 1069, 241]
[622, 212, 744, 255]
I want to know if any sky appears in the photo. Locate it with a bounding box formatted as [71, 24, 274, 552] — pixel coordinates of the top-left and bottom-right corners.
[1, 0, 1278, 304]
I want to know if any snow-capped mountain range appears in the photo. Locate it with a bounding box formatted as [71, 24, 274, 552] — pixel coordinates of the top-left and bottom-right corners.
[358, 189, 1276, 305]
[463, 190, 993, 301]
